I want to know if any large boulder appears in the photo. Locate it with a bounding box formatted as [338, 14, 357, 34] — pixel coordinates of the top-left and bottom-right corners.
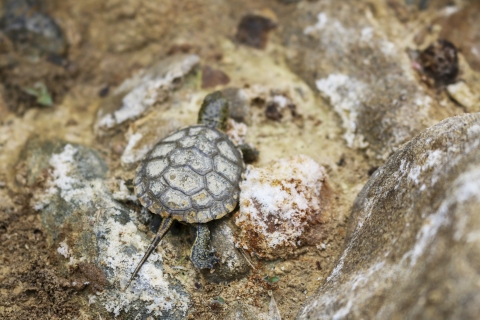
[297, 113, 480, 319]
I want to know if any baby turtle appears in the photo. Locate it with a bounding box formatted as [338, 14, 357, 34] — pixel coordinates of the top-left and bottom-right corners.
[126, 91, 244, 289]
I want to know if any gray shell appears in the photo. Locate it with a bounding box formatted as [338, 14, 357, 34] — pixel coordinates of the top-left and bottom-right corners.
[134, 125, 244, 224]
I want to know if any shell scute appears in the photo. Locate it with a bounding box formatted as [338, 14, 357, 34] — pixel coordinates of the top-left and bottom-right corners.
[135, 125, 243, 223]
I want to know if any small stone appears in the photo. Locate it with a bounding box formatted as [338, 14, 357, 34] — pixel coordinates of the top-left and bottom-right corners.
[440, 3, 480, 72]
[269, 296, 281, 320]
[235, 14, 276, 49]
[201, 65, 230, 89]
[446, 81, 480, 112]
[95, 54, 199, 131]
[236, 155, 330, 259]
[221, 88, 251, 124]
[419, 39, 459, 86]
[225, 301, 257, 320]
[202, 219, 251, 283]
[265, 102, 283, 121]
[1, 0, 66, 56]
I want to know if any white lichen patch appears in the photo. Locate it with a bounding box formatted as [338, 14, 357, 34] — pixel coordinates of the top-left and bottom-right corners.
[32, 144, 81, 210]
[94, 216, 189, 317]
[97, 54, 199, 130]
[111, 179, 137, 202]
[120, 132, 144, 165]
[57, 240, 71, 258]
[306, 11, 438, 160]
[236, 155, 328, 259]
[32, 144, 189, 317]
[315, 74, 369, 149]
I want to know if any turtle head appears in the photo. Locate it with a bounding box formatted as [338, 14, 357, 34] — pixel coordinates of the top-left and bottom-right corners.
[198, 91, 229, 131]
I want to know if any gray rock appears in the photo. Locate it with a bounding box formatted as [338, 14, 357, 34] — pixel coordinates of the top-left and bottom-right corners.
[0, 0, 66, 56]
[95, 54, 199, 132]
[225, 301, 257, 320]
[25, 139, 189, 319]
[284, 2, 458, 161]
[221, 87, 251, 124]
[202, 219, 251, 283]
[296, 113, 480, 319]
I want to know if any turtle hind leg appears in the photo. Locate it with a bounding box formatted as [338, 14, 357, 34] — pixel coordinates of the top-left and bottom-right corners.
[190, 223, 219, 269]
[124, 217, 173, 290]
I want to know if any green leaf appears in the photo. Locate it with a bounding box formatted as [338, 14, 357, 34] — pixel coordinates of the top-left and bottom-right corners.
[22, 82, 53, 106]
[264, 275, 280, 283]
[214, 296, 225, 304]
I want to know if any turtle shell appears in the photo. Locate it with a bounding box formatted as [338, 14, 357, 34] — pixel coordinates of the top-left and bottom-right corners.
[134, 125, 244, 224]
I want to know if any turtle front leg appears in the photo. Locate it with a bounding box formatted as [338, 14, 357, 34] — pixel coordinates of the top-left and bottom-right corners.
[190, 223, 219, 269]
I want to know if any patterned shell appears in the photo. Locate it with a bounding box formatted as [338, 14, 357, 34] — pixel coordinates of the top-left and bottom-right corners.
[134, 125, 244, 224]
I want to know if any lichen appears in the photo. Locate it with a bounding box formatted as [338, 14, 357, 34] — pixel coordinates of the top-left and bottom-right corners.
[33, 144, 190, 317]
[236, 155, 328, 259]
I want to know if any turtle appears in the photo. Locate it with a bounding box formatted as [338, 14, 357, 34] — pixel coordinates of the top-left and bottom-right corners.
[125, 91, 245, 289]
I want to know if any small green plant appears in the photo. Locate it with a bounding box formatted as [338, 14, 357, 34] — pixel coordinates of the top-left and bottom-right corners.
[23, 82, 53, 106]
[264, 275, 280, 284]
[212, 296, 225, 304]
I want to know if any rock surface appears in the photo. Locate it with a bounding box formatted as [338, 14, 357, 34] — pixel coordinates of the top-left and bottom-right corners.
[95, 54, 199, 131]
[202, 219, 251, 283]
[297, 113, 480, 319]
[286, 2, 458, 161]
[1, 0, 66, 56]
[236, 155, 330, 260]
[25, 140, 189, 319]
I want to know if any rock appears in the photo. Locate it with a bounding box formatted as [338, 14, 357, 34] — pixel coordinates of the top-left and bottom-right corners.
[202, 219, 251, 283]
[0, 0, 66, 56]
[278, 0, 301, 4]
[221, 87, 251, 124]
[235, 155, 330, 260]
[225, 301, 257, 320]
[201, 65, 230, 89]
[120, 112, 182, 169]
[269, 295, 282, 320]
[439, 2, 480, 72]
[446, 81, 480, 112]
[235, 14, 277, 49]
[95, 54, 199, 131]
[286, 4, 457, 160]
[419, 39, 459, 86]
[24, 140, 189, 319]
[296, 113, 480, 319]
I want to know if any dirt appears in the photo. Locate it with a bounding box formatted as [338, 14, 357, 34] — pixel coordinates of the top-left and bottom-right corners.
[0, 192, 81, 319]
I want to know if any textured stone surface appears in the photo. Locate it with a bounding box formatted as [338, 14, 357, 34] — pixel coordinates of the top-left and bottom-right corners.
[225, 301, 257, 320]
[440, 2, 480, 72]
[26, 140, 189, 319]
[297, 113, 480, 319]
[1, 0, 66, 56]
[202, 219, 251, 283]
[95, 54, 199, 131]
[285, 2, 458, 161]
[236, 155, 330, 260]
